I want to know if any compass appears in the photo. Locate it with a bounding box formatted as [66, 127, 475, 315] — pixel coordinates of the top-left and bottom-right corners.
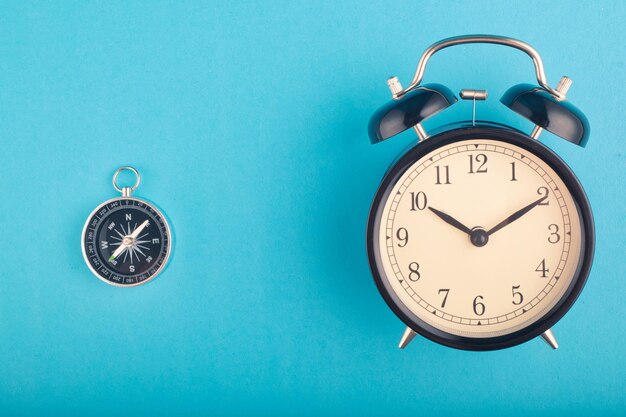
[81, 166, 172, 287]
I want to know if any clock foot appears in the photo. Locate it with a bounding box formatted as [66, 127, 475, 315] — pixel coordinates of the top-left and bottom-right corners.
[398, 327, 417, 349]
[540, 328, 559, 349]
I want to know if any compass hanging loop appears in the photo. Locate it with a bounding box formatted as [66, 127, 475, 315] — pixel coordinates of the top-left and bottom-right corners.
[113, 166, 141, 197]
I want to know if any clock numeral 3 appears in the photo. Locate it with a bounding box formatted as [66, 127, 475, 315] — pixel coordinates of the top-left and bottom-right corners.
[537, 186, 550, 205]
[438, 289, 450, 308]
[408, 262, 421, 281]
[535, 258, 549, 278]
[548, 224, 561, 244]
[512, 285, 524, 305]
[396, 227, 409, 247]
[468, 154, 488, 174]
[435, 165, 451, 185]
[472, 295, 485, 316]
[409, 192, 427, 211]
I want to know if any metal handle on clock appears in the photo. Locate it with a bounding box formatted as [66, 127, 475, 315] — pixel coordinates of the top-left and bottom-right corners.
[391, 35, 564, 100]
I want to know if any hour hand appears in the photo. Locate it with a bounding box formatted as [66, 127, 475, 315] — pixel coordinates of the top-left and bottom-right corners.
[428, 206, 472, 235]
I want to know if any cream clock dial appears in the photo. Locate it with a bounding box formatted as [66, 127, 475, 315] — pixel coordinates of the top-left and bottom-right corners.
[378, 138, 582, 337]
[367, 128, 594, 350]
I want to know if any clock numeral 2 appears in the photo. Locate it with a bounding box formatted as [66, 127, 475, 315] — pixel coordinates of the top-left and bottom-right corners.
[537, 186, 550, 205]
[408, 262, 421, 281]
[435, 165, 451, 185]
[438, 289, 450, 308]
[535, 258, 549, 278]
[512, 285, 524, 305]
[396, 227, 408, 247]
[468, 154, 488, 174]
[472, 295, 485, 316]
[409, 192, 427, 211]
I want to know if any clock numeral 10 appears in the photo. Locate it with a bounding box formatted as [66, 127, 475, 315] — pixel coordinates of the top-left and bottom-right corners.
[468, 154, 488, 174]
[435, 165, 451, 185]
[512, 285, 524, 305]
[472, 295, 485, 316]
[396, 227, 408, 247]
[535, 258, 549, 278]
[407, 262, 421, 281]
[409, 191, 427, 211]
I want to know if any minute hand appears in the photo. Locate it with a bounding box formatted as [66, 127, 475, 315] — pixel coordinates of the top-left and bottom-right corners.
[487, 195, 548, 236]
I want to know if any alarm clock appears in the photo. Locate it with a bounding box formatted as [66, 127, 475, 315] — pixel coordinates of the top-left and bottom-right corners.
[366, 35, 594, 351]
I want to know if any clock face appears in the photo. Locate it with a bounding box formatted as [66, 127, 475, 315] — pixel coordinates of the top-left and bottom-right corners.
[82, 198, 171, 286]
[370, 135, 590, 344]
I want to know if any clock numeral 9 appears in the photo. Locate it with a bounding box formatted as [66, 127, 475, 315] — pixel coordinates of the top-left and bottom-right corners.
[535, 258, 549, 278]
[407, 262, 421, 281]
[396, 227, 409, 247]
[438, 289, 450, 308]
[409, 191, 427, 211]
[468, 154, 488, 174]
[512, 285, 524, 305]
[537, 186, 550, 205]
[435, 165, 451, 185]
[548, 224, 561, 244]
[472, 295, 485, 316]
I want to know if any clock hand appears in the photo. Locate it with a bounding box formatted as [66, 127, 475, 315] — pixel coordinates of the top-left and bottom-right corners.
[486, 195, 548, 236]
[428, 206, 473, 235]
[108, 220, 149, 262]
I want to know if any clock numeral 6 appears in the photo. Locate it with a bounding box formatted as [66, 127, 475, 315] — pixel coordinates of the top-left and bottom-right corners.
[438, 289, 450, 308]
[409, 191, 427, 211]
[396, 227, 409, 247]
[468, 154, 488, 174]
[548, 224, 561, 244]
[472, 295, 485, 316]
[407, 262, 421, 281]
[512, 285, 524, 305]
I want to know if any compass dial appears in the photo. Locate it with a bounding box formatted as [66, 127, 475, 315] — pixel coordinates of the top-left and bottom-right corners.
[82, 198, 171, 286]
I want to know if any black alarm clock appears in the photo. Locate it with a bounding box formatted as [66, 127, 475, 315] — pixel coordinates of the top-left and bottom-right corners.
[366, 35, 594, 351]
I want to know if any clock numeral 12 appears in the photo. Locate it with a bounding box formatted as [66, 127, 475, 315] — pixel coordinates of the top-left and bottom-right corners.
[435, 165, 451, 185]
[468, 154, 488, 174]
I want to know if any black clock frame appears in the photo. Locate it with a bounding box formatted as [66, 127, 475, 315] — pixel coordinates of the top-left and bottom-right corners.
[366, 123, 595, 351]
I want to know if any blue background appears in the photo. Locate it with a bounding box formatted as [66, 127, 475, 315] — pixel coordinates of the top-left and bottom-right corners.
[0, 1, 624, 415]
